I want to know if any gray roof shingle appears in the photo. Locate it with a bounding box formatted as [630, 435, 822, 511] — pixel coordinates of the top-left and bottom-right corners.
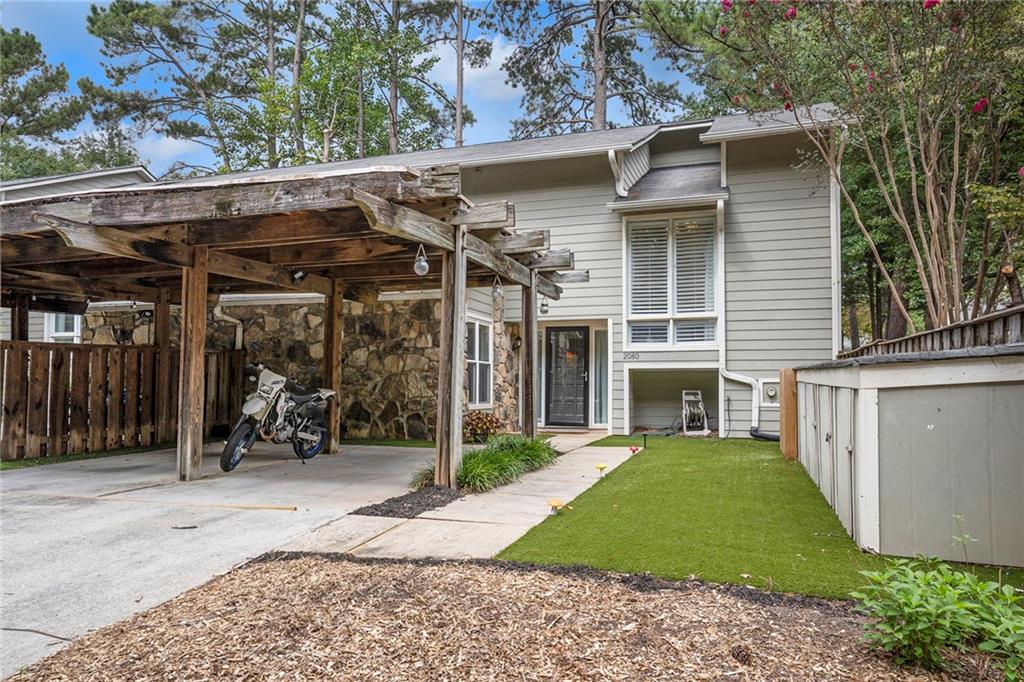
[611, 163, 727, 209]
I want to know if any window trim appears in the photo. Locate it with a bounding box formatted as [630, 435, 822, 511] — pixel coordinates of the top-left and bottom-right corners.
[44, 312, 82, 343]
[622, 210, 720, 351]
[466, 315, 494, 409]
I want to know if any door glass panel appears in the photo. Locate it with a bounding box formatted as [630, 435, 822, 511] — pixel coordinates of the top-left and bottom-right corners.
[546, 328, 588, 426]
[594, 330, 607, 424]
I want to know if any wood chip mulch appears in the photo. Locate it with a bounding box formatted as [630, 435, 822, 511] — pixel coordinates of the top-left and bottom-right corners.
[10, 555, 1000, 681]
[351, 485, 462, 518]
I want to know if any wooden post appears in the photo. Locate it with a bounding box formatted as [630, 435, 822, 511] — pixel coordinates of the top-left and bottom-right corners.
[520, 270, 537, 438]
[176, 246, 208, 481]
[10, 293, 30, 341]
[324, 278, 344, 454]
[779, 368, 798, 460]
[154, 287, 172, 444]
[434, 227, 468, 488]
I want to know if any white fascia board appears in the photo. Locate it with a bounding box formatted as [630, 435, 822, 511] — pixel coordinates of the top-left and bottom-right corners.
[465, 144, 638, 169]
[1, 165, 156, 193]
[606, 193, 730, 212]
[699, 120, 840, 144]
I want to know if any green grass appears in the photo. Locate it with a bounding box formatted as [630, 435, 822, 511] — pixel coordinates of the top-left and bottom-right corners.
[413, 435, 558, 492]
[0, 442, 177, 471]
[499, 437, 1023, 599]
[339, 438, 435, 448]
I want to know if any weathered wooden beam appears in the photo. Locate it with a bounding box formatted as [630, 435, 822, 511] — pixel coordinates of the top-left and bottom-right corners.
[324, 279, 344, 454]
[546, 270, 590, 284]
[451, 200, 515, 229]
[191, 211, 366, 247]
[520, 248, 574, 271]
[521, 270, 537, 438]
[1, 224, 189, 265]
[154, 288, 173, 444]
[266, 238, 408, 266]
[2, 169, 460, 235]
[37, 213, 333, 297]
[488, 230, 549, 254]
[177, 246, 208, 481]
[434, 226, 468, 489]
[9, 293, 30, 340]
[3, 268, 162, 302]
[0, 294, 87, 315]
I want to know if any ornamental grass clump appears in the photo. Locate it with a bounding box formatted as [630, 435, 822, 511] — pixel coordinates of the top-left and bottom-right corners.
[412, 435, 558, 493]
[852, 559, 1023, 678]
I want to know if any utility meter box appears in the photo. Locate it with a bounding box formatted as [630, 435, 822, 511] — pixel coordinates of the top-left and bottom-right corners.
[761, 380, 781, 407]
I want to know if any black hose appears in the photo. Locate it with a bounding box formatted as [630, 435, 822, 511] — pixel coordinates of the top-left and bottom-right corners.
[750, 426, 780, 442]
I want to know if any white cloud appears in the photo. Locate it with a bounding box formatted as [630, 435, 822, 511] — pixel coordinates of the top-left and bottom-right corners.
[429, 35, 519, 103]
[135, 133, 211, 174]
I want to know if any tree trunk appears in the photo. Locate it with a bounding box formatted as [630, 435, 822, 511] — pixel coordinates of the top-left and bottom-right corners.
[387, 0, 400, 154]
[1006, 269, 1024, 306]
[846, 300, 860, 350]
[266, 0, 279, 168]
[454, 0, 464, 147]
[291, 0, 307, 160]
[355, 11, 365, 159]
[884, 274, 908, 340]
[591, 0, 608, 131]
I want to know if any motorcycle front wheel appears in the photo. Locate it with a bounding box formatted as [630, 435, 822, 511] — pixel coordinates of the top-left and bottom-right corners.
[221, 418, 257, 472]
[292, 416, 327, 460]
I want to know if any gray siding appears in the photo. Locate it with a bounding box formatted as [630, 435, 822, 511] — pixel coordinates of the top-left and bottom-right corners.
[878, 382, 1024, 567]
[649, 128, 719, 168]
[630, 369, 718, 431]
[621, 144, 650, 189]
[0, 310, 46, 341]
[724, 134, 833, 435]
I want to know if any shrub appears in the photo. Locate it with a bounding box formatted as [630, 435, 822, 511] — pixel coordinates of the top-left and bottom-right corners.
[852, 559, 1023, 677]
[463, 410, 502, 442]
[412, 435, 558, 493]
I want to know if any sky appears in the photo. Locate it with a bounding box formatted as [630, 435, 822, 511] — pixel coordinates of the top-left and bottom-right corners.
[2, 0, 697, 177]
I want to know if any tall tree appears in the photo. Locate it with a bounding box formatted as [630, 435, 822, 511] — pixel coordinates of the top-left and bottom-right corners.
[486, 0, 682, 139]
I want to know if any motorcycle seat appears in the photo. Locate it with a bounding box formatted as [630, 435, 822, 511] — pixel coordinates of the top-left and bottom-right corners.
[291, 392, 320, 405]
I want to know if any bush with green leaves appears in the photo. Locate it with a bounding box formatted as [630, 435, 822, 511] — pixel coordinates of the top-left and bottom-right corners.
[412, 435, 558, 493]
[852, 559, 1023, 678]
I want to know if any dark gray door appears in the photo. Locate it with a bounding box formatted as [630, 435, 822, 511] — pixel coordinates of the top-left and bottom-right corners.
[545, 327, 588, 427]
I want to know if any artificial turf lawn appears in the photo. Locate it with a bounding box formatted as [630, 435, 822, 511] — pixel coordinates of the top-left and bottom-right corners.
[498, 436, 1023, 599]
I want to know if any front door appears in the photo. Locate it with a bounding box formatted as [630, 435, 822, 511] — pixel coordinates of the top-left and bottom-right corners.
[545, 327, 589, 427]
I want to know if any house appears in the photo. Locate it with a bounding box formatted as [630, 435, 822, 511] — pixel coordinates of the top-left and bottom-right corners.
[0, 165, 156, 342]
[1, 107, 840, 439]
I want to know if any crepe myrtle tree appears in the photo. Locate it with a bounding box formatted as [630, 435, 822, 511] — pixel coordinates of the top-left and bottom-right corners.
[648, 0, 1023, 330]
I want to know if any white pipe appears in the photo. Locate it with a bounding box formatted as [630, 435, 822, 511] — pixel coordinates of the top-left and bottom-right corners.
[719, 368, 761, 429]
[607, 149, 628, 197]
[213, 305, 243, 350]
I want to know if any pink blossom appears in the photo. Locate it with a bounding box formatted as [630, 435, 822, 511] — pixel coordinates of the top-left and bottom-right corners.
[923, 0, 940, 8]
[784, 5, 797, 19]
[748, 0, 757, 4]
[742, 9, 751, 17]
[784, 101, 793, 111]
[768, 0, 781, 5]
[867, 83, 874, 94]
[1019, 166, 1024, 178]
[848, 63, 858, 71]
[719, 25, 730, 37]
[733, 95, 742, 105]
[721, 0, 733, 11]
[971, 97, 989, 114]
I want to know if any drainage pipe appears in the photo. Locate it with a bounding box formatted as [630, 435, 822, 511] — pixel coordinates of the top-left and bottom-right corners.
[719, 368, 780, 441]
[213, 305, 244, 350]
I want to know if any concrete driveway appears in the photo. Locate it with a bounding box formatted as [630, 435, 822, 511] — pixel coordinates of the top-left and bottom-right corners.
[0, 442, 431, 678]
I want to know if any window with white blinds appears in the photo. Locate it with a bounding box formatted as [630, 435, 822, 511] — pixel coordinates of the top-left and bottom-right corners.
[627, 214, 717, 346]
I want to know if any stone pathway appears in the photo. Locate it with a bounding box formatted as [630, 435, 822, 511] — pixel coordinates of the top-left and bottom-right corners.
[280, 441, 632, 560]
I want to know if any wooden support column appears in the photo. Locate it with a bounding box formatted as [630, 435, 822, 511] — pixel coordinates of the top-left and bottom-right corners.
[176, 246, 209, 481]
[154, 288, 172, 444]
[779, 368, 798, 460]
[10, 293, 30, 341]
[434, 227, 468, 488]
[324, 278, 344, 454]
[520, 271, 538, 438]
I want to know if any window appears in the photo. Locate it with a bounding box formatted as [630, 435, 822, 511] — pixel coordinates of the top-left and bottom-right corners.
[466, 319, 492, 407]
[45, 313, 81, 343]
[627, 214, 716, 345]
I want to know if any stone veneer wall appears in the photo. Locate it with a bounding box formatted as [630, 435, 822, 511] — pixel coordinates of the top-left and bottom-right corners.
[82, 295, 520, 440]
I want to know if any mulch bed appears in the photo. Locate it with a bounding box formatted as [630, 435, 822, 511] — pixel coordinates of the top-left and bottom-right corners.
[351, 485, 462, 518]
[11, 555, 1000, 682]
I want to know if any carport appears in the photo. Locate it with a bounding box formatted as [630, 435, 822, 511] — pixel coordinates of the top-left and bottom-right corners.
[0, 165, 584, 486]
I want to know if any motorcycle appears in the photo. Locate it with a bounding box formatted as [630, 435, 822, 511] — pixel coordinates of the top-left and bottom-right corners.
[220, 363, 336, 472]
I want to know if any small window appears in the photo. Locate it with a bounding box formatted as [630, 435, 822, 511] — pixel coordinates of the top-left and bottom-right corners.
[466, 319, 492, 408]
[46, 313, 81, 343]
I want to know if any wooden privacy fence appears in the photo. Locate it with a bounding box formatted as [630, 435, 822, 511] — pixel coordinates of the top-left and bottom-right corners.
[0, 341, 245, 460]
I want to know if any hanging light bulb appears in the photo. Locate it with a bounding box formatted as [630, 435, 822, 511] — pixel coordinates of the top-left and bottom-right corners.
[413, 244, 429, 276]
[540, 297, 550, 315]
[492, 276, 503, 300]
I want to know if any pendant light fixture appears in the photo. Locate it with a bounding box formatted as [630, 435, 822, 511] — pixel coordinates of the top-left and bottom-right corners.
[492, 276, 503, 300]
[413, 245, 429, 276]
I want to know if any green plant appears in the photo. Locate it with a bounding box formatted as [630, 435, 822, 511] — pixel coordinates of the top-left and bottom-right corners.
[463, 411, 503, 442]
[411, 435, 557, 493]
[852, 559, 1024, 677]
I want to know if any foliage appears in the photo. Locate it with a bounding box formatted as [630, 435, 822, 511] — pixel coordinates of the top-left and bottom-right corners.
[485, 0, 683, 138]
[852, 559, 1023, 677]
[412, 435, 558, 493]
[463, 410, 503, 441]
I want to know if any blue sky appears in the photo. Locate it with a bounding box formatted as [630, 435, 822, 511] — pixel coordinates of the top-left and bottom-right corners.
[2, 0, 696, 176]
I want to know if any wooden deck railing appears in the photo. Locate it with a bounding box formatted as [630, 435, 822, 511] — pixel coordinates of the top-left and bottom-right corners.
[838, 305, 1024, 359]
[0, 342, 244, 460]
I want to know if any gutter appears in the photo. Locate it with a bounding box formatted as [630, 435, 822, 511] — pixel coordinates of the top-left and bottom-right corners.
[213, 305, 244, 350]
[607, 150, 628, 197]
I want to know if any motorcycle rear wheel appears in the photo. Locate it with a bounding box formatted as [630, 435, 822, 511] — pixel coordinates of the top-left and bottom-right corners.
[292, 416, 327, 459]
[221, 419, 256, 472]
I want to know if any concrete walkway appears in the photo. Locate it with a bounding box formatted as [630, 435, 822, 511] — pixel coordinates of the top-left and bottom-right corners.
[281, 442, 633, 560]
